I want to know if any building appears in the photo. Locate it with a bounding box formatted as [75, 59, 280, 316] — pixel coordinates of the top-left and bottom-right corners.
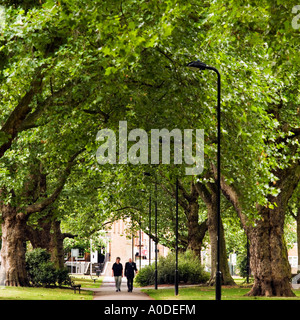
[65, 218, 169, 275]
[288, 243, 298, 275]
[102, 218, 169, 275]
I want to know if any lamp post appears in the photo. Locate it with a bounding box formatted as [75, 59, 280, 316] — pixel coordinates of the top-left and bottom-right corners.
[139, 218, 142, 271]
[144, 171, 158, 289]
[132, 235, 134, 261]
[187, 59, 222, 301]
[138, 189, 147, 271]
[148, 192, 152, 266]
[246, 237, 250, 284]
[154, 180, 158, 290]
[132, 223, 134, 262]
[175, 177, 179, 296]
[143, 173, 152, 265]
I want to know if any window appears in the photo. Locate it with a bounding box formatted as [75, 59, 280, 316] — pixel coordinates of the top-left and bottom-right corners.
[288, 256, 298, 268]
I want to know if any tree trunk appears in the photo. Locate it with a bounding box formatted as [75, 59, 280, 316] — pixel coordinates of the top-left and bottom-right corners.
[28, 220, 51, 250]
[27, 218, 65, 269]
[246, 163, 300, 296]
[49, 220, 65, 269]
[219, 161, 300, 296]
[186, 201, 207, 256]
[0, 205, 29, 286]
[246, 206, 294, 297]
[196, 180, 235, 285]
[207, 197, 235, 286]
[297, 209, 300, 270]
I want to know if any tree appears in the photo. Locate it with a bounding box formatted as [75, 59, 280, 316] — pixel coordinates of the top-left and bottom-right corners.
[1, 0, 299, 296]
[0, 147, 82, 286]
[288, 185, 300, 267]
[1, 0, 193, 285]
[209, 0, 300, 296]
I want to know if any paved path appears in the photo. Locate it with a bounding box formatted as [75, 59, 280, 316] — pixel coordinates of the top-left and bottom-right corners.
[92, 276, 153, 300]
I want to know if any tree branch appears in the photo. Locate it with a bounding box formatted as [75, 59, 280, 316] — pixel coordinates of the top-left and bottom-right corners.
[195, 181, 212, 206]
[113, 206, 141, 213]
[62, 232, 77, 240]
[0, 67, 45, 158]
[158, 170, 189, 210]
[19, 82, 73, 131]
[82, 108, 110, 123]
[210, 164, 249, 232]
[24, 149, 84, 215]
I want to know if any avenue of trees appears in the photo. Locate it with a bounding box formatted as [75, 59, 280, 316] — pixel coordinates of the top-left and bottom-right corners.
[0, 0, 299, 297]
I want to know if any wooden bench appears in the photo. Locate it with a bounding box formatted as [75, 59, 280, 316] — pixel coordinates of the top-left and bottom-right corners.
[71, 283, 82, 294]
[70, 279, 81, 294]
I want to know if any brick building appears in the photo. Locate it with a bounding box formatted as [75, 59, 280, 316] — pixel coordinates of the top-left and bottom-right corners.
[101, 218, 169, 275]
[288, 243, 298, 274]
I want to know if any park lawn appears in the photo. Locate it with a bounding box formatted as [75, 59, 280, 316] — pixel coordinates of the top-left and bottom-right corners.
[141, 286, 300, 300]
[0, 276, 102, 300]
[0, 286, 93, 300]
[70, 275, 103, 288]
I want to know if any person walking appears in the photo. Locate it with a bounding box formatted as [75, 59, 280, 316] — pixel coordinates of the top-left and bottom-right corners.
[125, 258, 138, 292]
[112, 257, 123, 292]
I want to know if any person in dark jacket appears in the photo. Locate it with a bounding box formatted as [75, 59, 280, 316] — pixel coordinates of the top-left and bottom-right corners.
[124, 258, 138, 292]
[112, 257, 123, 292]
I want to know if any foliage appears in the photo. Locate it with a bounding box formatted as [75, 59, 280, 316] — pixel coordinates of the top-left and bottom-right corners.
[135, 250, 209, 286]
[0, 0, 299, 293]
[56, 268, 71, 287]
[25, 248, 69, 287]
[237, 253, 249, 279]
[63, 231, 107, 253]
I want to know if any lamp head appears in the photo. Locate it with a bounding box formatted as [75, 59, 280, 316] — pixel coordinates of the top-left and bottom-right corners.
[187, 60, 207, 71]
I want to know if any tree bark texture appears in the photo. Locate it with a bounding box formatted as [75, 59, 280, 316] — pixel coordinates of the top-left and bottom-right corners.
[246, 206, 294, 296]
[196, 180, 235, 285]
[0, 204, 29, 286]
[220, 162, 300, 296]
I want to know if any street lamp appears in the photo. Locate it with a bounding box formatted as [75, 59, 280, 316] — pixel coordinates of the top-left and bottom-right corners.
[138, 189, 149, 271]
[187, 59, 222, 301]
[144, 171, 158, 290]
[154, 181, 158, 290]
[246, 237, 250, 284]
[143, 172, 152, 266]
[132, 234, 134, 261]
[175, 177, 179, 296]
[148, 191, 152, 266]
[139, 217, 142, 272]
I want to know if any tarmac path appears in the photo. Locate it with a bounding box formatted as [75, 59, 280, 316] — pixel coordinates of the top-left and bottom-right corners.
[92, 276, 153, 300]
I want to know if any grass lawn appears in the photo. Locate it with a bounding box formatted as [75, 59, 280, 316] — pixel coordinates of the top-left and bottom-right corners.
[141, 286, 300, 300]
[0, 286, 93, 300]
[0, 276, 103, 300]
[70, 275, 103, 288]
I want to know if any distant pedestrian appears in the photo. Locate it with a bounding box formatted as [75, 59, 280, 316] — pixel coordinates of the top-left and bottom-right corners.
[112, 257, 123, 292]
[125, 258, 138, 292]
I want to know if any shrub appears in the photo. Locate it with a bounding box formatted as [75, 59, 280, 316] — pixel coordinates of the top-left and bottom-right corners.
[237, 253, 249, 278]
[56, 267, 71, 286]
[135, 264, 155, 286]
[25, 248, 70, 287]
[135, 250, 209, 286]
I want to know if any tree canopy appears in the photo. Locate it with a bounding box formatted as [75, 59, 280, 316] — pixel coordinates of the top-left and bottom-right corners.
[0, 0, 299, 296]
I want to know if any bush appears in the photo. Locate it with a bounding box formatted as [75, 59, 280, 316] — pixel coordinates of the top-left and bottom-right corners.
[56, 267, 71, 286]
[135, 264, 155, 286]
[25, 248, 70, 287]
[237, 253, 250, 279]
[135, 250, 209, 286]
